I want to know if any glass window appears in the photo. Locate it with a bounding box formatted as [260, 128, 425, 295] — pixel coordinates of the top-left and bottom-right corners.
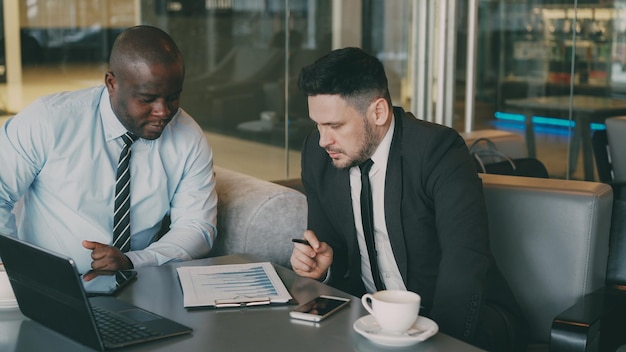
[5, 0, 626, 181]
[4, 0, 334, 180]
[361, 0, 625, 181]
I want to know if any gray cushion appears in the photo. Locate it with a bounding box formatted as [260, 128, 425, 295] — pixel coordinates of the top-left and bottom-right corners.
[211, 166, 307, 268]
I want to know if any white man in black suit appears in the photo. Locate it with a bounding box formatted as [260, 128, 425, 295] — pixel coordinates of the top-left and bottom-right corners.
[290, 47, 528, 351]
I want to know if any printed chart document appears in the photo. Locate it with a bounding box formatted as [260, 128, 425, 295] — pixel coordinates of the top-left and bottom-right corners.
[177, 262, 292, 308]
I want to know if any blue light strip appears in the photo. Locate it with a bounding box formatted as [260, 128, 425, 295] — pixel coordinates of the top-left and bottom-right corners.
[492, 120, 573, 136]
[494, 112, 606, 131]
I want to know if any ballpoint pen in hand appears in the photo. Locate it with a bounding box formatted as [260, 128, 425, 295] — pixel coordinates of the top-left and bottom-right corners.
[292, 238, 311, 246]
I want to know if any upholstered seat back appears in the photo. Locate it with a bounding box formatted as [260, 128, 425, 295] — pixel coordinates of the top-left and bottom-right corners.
[211, 166, 307, 268]
[480, 174, 613, 344]
[591, 117, 626, 287]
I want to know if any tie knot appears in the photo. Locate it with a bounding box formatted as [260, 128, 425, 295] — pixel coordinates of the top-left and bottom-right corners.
[121, 132, 137, 146]
[359, 159, 374, 175]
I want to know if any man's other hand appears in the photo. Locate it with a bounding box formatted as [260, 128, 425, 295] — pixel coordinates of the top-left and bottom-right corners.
[82, 240, 133, 271]
[290, 230, 333, 280]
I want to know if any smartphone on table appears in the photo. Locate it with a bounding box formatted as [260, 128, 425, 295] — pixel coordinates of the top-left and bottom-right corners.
[81, 270, 137, 296]
[289, 295, 351, 322]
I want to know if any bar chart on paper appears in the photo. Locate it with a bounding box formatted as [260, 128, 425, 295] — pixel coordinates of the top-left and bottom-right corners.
[177, 262, 292, 308]
[205, 265, 279, 296]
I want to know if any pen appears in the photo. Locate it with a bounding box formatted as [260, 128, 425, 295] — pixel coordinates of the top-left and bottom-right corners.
[292, 238, 311, 246]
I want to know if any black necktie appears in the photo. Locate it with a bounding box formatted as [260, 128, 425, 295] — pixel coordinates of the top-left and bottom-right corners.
[359, 159, 385, 290]
[113, 132, 137, 252]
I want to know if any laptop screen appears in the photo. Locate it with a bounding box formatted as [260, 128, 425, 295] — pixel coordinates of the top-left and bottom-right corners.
[0, 233, 192, 351]
[0, 233, 104, 350]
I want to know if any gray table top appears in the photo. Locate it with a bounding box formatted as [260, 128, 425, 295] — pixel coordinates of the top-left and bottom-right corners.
[0, 254, 484, 352]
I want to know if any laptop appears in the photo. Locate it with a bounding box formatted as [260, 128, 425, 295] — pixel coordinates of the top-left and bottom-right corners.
[0, 233, 192, 351]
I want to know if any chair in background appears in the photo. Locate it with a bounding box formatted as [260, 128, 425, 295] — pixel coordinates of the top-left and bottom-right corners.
[606, 116, 626, 183]
[182, 46, 284, 131]
[606, 116, 626, 198]
[480, 174, 613, 351]
[592, 117, 626, 198]
[591, 129, 613, 184]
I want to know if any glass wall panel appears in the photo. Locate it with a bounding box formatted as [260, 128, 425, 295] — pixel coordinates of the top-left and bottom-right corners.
[361, 0, 626, 181]
[138, 0, 333, 178]
[4, 0, 334, 180]
[492, 1, 626, 182]
[7, 0, 626, 181]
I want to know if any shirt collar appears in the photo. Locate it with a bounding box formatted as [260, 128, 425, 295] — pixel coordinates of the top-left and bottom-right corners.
[369, 114, 395, 172]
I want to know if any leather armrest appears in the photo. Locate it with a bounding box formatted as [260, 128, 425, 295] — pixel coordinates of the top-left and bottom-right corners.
[551, 287, 626, 352]
[551, 288, 604, 352]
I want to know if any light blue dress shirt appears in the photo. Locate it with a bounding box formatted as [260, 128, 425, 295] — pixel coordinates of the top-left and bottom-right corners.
[0, 86, 217, 273]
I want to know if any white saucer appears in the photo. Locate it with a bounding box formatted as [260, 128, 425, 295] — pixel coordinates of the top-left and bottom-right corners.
[353, 315, 438, 347]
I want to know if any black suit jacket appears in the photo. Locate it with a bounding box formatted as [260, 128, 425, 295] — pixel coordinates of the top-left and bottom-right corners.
[302, 107, 515, 343]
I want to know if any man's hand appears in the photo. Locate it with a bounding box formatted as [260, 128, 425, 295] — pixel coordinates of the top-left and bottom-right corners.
[82, 240, 133, 271]
[290, 230, 333, 280]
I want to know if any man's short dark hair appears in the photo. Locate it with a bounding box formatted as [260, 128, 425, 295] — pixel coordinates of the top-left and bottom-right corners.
[297, 47, 392, 114]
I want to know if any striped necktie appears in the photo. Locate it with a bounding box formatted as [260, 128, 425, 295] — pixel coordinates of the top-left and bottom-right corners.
[113, 132, 137, 252]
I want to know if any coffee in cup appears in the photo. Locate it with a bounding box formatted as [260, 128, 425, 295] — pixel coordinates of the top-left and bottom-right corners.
[361, 290, 420, 333]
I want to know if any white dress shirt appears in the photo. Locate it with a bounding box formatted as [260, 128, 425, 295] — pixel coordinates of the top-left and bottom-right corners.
[350, 117, 406, 293]
[0, 86, 217, 273]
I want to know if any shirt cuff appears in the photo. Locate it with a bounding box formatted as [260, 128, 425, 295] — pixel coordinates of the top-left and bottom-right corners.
[123, 250, 162, 269]
[321, 267, 331, 283]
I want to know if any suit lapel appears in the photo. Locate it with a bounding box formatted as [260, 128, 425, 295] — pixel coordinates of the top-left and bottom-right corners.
[328, 166, 360, 259]
[385, 108, 408, 283]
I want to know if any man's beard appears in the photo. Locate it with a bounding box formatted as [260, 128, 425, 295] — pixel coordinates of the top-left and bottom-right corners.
[331, 121, 379, 169]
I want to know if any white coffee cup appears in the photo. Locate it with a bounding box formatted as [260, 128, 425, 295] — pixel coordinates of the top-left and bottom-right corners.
[361, 290, 421, 333]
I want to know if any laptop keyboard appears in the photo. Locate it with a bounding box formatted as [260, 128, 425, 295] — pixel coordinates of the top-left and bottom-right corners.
[92, 305, 161, 345]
